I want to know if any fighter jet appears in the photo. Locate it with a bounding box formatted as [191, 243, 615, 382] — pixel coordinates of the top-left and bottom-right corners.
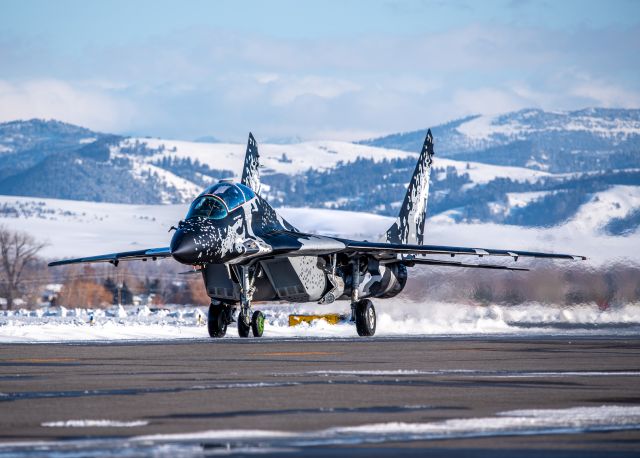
[49, 131, 585, 337]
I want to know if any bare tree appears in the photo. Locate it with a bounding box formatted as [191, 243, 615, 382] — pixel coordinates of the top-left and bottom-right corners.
[0, 226, 47, 309]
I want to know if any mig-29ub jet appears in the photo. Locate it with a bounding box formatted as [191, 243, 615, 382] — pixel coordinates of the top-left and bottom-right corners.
[49, 131, 586, 338]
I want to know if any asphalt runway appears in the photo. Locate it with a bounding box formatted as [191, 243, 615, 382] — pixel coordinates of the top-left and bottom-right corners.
[1, 336, 640, 456]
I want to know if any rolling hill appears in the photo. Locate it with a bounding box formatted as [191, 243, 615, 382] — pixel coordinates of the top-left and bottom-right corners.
[0, 108, 639, 233]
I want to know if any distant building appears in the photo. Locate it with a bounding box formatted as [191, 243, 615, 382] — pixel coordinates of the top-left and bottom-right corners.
[132, 293, 156, 306]
[42, 283, 63, 306]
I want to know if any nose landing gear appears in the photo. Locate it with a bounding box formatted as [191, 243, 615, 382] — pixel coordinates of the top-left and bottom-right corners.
[208, 302, 265, 338]
[238, 308, 265, 337]
[251, 310, 265, 337]
[236, 264, 264, 338]
[237, 312, 251, 337]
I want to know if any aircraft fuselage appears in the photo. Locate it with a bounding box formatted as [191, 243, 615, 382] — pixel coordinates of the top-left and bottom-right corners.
[169, 187, 408, 305]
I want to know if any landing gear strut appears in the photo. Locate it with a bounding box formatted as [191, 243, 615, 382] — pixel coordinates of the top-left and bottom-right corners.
[350, 257, 376, 337]
[236, 264, 264, 338]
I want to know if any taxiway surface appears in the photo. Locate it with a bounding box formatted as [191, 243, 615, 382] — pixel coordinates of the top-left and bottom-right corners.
[1, 336, 639, 456]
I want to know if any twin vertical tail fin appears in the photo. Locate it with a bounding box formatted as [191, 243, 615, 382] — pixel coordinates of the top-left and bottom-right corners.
[241, 129, 433, 244]
[385, 129, 434, 245]
[241, 132, 261, 195]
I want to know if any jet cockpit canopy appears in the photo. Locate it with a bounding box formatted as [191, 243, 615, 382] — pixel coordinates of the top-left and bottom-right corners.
[186, 181, 255, 220]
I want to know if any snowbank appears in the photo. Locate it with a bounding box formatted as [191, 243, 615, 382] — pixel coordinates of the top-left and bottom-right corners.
[1, 301, 638, 343]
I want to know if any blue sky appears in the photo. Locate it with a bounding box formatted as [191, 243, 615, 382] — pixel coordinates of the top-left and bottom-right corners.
[1, 0, 639, 141]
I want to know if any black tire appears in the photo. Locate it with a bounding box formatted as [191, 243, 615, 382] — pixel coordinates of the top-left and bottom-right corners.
[238, 313, 251, 338]
[355, 299, 376, 337]
[251, 311, 265, 337]
[207, 303, 227, 338]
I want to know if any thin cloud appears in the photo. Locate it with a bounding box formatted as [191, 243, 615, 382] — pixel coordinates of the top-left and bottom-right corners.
[269, 76, 361, 106]
[0, 79, 137, 132]
[0, 21, 638, 139]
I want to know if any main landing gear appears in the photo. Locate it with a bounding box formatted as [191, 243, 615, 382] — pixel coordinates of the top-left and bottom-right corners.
[354, 299, 376, 336]
[350, 257, 376, 337]
[208, 264, 265, 339]
[207, 302, 230, 338]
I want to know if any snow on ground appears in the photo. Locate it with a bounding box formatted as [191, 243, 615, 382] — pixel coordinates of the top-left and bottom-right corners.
[304, 369, 640, 377]
[506, 191, 553, 209]
[1, 300, 639, 343]
[456, 113, 528, 143]
[569, 185, 640, 232]
[321, 405, 640, 439]
[8, 405, 640, 454]
[438, 158, 551, 186]
[0, 195, 638, 264]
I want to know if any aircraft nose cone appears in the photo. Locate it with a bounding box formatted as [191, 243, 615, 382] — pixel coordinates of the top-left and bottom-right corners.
[170, 229, 199, 264]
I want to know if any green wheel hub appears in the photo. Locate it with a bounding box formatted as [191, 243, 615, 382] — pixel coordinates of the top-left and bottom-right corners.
[251, 310, 265, 337]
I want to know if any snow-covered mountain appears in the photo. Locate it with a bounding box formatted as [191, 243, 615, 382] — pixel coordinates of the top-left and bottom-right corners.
[0, 118, 551, 205]
[361, 108, 640, 173]
[0, 109, 638, 232]
[0, 119, 104, 157]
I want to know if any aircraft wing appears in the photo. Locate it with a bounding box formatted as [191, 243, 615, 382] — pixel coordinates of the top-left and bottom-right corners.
[336, 239, 586, 262]
[48, 247, 171, 267]
[263, 231, 585, 264]
[405, 258, 530, 271]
